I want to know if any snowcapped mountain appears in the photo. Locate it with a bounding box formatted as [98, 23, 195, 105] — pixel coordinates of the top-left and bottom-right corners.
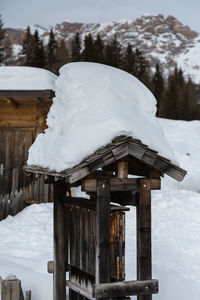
[5, 14, 200, 82]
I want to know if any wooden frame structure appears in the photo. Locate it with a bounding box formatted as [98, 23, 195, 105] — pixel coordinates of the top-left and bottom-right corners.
[24, 135, 186, 300]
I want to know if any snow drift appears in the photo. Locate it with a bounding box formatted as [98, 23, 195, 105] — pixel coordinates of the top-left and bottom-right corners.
[28, 62, 176, 171]
[0, 66, 57, 91]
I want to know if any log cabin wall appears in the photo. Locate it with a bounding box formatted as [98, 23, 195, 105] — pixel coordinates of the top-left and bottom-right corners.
[0, 96, 52, 194]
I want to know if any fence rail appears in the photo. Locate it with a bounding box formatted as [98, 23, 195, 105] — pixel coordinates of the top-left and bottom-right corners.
[0, 176, 53, 221]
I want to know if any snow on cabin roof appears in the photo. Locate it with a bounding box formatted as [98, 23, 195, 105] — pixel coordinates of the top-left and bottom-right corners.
[27, 62, 179, 172]
[0, 66, 57, 91]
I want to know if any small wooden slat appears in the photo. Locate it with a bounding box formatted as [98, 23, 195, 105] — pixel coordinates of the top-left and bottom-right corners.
[141, 151, 157, 167]
[165, 165, 187, 182]
[93, 279, 158, 298]
[128, 142, 146, 160]
[68, 166, 90, 184]
[48, 261, 54, 274]
[112, 144, 129, 160]
[66, 280, 95, 300]
[96, 178, 111, 284]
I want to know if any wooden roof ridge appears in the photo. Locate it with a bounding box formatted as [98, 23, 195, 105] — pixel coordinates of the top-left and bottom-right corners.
[24, 135, 187, 183]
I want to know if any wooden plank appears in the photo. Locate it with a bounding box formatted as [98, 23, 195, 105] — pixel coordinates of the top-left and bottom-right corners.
[93, 279, 158, 298]
[25, 291, 31, 300]
[11, 168, 19, 193]
[82, 178, 139, 193]
[112, 144, 129, 160]
[1, 279, 22, 300]
[0, 89, 55, 98]
[66, 280, 95, 300]
[128, 142, 146, 160]
[53, 181, 66, 300]
[68, 166, 90, 184]
[96, 178, 111, 284]
[150, 179, 161, 190]
[137, 179, 152, 300]
[165, 165, 187, 182]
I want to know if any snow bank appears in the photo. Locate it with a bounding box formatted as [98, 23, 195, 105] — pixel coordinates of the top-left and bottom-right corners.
[0, 66, 57, 91]
[28, 62, 177, 171]
[0, 204, 53, 300]
[159, 118, 200, 192]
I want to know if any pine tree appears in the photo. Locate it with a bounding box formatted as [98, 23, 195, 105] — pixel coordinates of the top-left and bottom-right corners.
[82, 34, 95, 62]
[71, 33, 81, 62]
[3, 38, 13, 65]
[104, 36, 122, 68]
[152, 63, 164, 116]
[21, 26, 34, 66]
[122, 43, 136, 75]
[0, 15, 5, 64]
[46, 29, 57, 71]
[53, 39, 70, 74]
[32, 30, 46, 68]
[93, 34, 104, 63]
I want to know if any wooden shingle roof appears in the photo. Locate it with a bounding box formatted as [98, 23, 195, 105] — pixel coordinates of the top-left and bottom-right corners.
[24, 135, 186, 184]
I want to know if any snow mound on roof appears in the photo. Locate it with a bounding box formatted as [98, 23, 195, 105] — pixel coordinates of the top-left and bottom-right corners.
[0, 66, 57, 91]
[28, 62, 177, 172]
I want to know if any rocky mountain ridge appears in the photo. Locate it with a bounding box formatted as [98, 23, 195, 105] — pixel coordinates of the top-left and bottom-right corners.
[4, 14, 200, 83]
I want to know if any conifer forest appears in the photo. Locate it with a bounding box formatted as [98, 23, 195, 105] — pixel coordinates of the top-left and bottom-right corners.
[0, 16, 199, 121]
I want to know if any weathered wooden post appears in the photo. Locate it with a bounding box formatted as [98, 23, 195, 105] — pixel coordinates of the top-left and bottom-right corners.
[53, 181, 67, 300]
[1, 278, 24, 300]
[96, 178, 111, 285]
[137, 179, 152, 300]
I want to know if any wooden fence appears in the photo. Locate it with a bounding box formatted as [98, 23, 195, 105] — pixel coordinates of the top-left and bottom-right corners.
[0, 175, 53, 221]
[1, 277, 31, 300]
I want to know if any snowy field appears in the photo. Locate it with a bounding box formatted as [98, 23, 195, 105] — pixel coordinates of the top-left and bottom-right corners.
[0, 118, 200, 300]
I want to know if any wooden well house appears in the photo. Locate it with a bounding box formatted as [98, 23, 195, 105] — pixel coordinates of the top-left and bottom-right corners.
[0, 85, 55, 195]
[24, 135, 186, 300]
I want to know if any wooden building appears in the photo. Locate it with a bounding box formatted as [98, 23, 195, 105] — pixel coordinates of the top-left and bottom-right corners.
[24, 135, 186, 300]
[0, 88, 55, 194]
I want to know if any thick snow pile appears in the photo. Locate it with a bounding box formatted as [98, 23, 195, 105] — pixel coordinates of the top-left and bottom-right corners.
[0, 204, 53, 300]
[28, 62, 177, 172]
[0, 66, 57, 91]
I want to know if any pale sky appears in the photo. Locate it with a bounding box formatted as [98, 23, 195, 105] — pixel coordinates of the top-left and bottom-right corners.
[1, 0, 200, 33]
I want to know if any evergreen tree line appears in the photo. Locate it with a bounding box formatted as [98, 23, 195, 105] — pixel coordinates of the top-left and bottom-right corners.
[0, 16, 199, 121]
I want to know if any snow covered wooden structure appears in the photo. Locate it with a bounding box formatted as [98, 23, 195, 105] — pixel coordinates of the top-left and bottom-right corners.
[24, 135, 186, 300]
[0, 67, 56, 195]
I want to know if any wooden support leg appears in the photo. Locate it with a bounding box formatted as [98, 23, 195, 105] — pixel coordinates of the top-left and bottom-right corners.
[96, 178, 111, 286]
[54, 181, 66, 300]
[137, 179, 152, 300]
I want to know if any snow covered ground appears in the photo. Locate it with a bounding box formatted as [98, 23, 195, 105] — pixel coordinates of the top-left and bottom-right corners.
[0, 118, 200, 299]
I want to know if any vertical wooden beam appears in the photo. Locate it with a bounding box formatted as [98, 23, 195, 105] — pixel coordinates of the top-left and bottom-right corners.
[137, 179, 152, 300]
[96, 178, 111, 285]
[1, 279, 22, 300]
[12, 168, 19, 193]
[54, 181, 66, 300]
[117, 161, 128, 179]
